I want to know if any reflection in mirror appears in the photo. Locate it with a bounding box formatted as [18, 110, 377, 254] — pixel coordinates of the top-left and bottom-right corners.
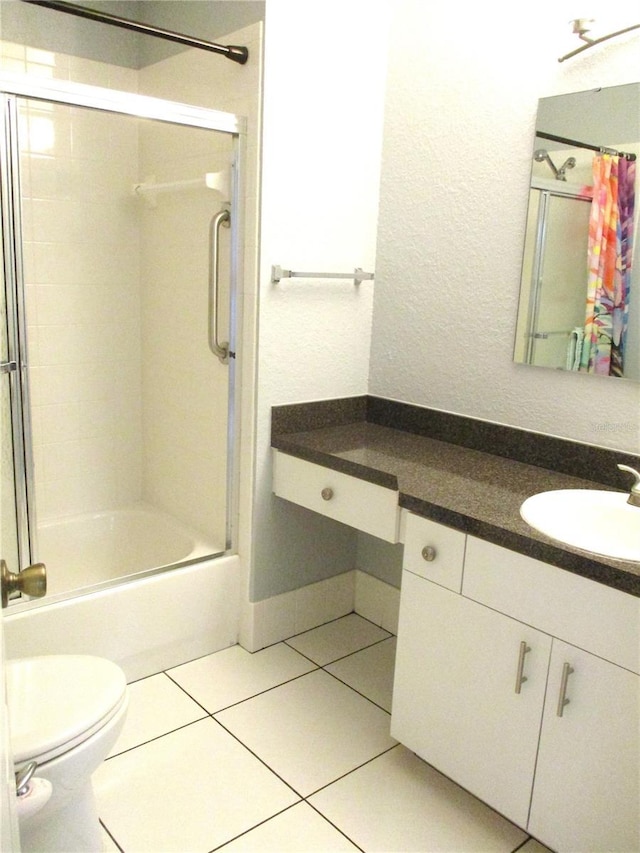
[514, 83, 639, 380]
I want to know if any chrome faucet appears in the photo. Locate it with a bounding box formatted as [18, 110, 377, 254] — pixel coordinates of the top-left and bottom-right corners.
[617, 465, 640, 507]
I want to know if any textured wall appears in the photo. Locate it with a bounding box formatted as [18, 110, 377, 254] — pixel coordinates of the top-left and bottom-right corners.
[250, 0, 390, 600]
[370, 1, 640, 454]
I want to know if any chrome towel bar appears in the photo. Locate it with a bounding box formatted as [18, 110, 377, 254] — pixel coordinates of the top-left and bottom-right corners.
[271, 265, 374, 286]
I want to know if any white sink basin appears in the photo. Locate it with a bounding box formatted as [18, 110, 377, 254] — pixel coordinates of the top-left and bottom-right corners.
[520, 489, 640, 563]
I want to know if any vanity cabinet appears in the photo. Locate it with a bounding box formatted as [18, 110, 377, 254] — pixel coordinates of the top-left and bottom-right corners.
[402, 513, 466, 592]
[272, 451, 400, 543]
[528, 640, 639, 852]
[391, 571, 551, 828]
[393, 520, 640, 853]
[271, 452, 640, 851]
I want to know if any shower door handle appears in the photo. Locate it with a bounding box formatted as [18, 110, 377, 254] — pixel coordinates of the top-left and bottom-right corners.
[208, 208, 230, 364]
[1, 559, 46, 608]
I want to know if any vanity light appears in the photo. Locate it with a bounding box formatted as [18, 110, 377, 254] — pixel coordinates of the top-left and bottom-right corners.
[559, 17, 640, 62]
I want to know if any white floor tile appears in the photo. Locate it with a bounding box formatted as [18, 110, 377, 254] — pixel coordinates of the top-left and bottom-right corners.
[215, 669, 396, 796]
[218, 802, 360, 851]
[95, 718, 299, 853]
[285, 613, 391, 665]
[519, 839, 554, 853]
[326, 636, 396, 711]
[309, 745, 528, 853]
[167, 642, 316, 712]
[109, 673, 206, 757]
[100, 824, 121, 852]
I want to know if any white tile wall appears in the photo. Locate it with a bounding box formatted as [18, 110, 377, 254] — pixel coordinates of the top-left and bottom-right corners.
[19, 101, 143, 521]
[1, 25, 262, 547]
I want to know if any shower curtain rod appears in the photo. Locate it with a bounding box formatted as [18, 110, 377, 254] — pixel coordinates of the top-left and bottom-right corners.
[536, 130, 636, 162]
[20, 0, 249, 64]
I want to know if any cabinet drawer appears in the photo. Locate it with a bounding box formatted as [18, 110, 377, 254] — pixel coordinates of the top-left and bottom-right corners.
[272, 451, 400, 543]
[402, 512, 466, 592]
[463, 537, 640, 673]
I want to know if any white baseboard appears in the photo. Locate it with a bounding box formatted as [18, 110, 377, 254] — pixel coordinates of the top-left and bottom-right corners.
[354, 570, 400, 635]
[241, 569, 400, 651]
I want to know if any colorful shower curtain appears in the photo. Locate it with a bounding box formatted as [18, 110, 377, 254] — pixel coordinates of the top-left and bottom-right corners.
[581, 153, 636, 376]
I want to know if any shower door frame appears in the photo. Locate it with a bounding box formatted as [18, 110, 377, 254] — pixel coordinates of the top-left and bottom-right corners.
[524, 178, 592, 366]
[0, 72, 246, 574]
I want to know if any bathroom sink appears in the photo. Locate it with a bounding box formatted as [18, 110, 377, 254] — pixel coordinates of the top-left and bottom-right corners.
[520, 489, 640, 562]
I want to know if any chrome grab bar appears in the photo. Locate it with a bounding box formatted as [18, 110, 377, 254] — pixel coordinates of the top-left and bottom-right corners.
[209, 208, 230, 364]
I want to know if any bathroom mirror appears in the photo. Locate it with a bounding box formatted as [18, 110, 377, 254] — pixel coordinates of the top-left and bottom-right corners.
[513, 83, 640, 380]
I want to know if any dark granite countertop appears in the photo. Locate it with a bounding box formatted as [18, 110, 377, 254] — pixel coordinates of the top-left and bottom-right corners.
[272, 412, 640, 598]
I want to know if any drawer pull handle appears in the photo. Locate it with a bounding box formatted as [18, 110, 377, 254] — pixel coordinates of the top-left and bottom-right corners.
[321, 487, 334, 501]
[556, 662, 574, 717]
[514, 641, 531, 694]
[421, 546, 437, 562]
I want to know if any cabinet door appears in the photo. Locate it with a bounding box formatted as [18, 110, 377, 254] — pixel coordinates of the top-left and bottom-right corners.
[529, 641, 639, 853]
[391, 571, 552, 827]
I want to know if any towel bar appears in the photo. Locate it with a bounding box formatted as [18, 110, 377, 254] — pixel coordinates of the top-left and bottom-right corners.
[271, 265, 374, 286]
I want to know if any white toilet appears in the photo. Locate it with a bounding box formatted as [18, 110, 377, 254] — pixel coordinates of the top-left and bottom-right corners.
[6, 655, 128, 853]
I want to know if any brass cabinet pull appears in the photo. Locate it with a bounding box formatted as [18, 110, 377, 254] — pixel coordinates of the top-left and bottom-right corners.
[421, 546, 437, 562]
[321, 487, 334, 501]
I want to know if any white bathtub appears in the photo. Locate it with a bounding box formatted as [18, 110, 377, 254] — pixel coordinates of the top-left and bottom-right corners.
[3, 506, 240, 681]
[36, 505, 219, 599]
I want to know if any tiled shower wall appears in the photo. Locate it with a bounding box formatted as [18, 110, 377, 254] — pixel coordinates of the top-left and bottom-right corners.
[19, 98, 143, 521]
[137, 22, 262, 542]
[136, 121, 232, 541]
[1, 23, 261, 539]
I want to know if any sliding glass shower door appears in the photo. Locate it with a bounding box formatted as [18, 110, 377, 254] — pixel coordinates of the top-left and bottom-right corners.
[1, 81, 242, 601]
[522, 189, 591, 370]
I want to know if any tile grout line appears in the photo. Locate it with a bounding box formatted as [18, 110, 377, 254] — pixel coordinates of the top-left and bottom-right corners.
[303, 742, 401, 801]
[104, 715, 210, 761]
[285, 631, 395, 668]
[206, 802, 304, 853]
[101, 617, 400, 851]
[209, 713, 305, 799]
[99, 818, 125, 853]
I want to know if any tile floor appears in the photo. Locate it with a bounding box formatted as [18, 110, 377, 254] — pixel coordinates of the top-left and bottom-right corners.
[95, 613, 552, 853]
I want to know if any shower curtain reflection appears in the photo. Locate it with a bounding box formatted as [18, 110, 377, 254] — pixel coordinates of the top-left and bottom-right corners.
[6, 94, 235, 600]
[582, 153, 636, 376]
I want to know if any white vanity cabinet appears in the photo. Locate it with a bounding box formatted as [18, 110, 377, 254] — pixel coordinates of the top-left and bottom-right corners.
[528, 640, 639, 853]
[271, 452, 640, 851]
[392, 516, 640, 853]
[272, 451, 401, 543]
[391, 571, 552, 828]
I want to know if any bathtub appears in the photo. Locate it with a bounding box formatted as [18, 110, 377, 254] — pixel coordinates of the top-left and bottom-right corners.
[36, 505, 220, 599]
[3, 505, 241, 681]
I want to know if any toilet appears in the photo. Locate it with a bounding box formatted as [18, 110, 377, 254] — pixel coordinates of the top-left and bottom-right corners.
[6, 655, 128, 853]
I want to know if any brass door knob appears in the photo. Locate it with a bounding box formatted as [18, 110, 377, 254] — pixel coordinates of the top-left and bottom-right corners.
[1, 559, 47, 608]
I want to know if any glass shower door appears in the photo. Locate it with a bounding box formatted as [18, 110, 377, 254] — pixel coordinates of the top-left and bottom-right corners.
[0, 246, 21, 575]
[525, 190, 591, 369]
[2, 88, 240, 600]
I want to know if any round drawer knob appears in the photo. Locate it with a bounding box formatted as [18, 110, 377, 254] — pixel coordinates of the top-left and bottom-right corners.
[321, 487, 334, 501]
[421, 545, 437, 562]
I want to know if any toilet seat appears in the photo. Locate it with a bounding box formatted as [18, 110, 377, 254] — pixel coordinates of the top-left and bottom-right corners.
[6, 655, 127, 765]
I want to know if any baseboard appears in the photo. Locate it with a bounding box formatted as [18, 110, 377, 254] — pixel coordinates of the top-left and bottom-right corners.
[354, 570, 400, 635]
[240, 569, 400, 651]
